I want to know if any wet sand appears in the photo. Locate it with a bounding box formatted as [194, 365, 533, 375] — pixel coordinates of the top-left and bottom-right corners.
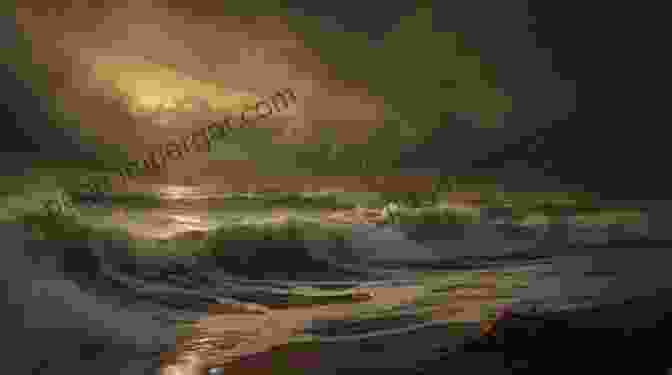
[160, 272, 503, 374]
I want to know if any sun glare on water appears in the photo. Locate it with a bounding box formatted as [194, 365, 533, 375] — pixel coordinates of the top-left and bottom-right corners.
[157, 185, 203, 200]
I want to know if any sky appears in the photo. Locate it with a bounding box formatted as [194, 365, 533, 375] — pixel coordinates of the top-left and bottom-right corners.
[3, 0, 665, 199]
[13, 0, 387, 145]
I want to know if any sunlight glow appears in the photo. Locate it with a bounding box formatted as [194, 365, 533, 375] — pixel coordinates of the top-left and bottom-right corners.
[92, 58, 260, 115]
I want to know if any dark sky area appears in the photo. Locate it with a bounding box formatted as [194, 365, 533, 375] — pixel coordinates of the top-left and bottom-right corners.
[1, 1, 665, 201]
[284, 0, 665, 201]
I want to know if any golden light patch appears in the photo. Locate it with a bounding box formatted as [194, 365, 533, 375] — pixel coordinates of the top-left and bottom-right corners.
[92, 58, 259, 114]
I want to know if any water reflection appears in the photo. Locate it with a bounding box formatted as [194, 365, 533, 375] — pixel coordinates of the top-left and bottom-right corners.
[111, 184, 385, 240]
[112, 185, 218, 238]
[111, 184, 296, 239]
[157, 185, 210, 200]
[117, 209, 218, 240]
